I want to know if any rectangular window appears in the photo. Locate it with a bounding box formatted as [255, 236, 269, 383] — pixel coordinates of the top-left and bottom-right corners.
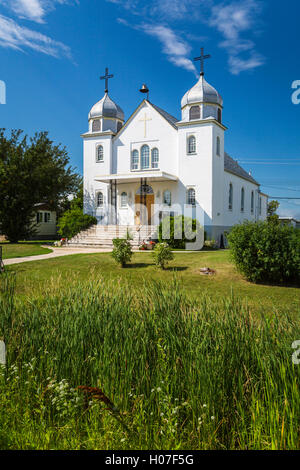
[131, 150, 139, 170]
[259, 197, 262, 215]
[44, 212, 51, 223]
[36, 212, 43, 223]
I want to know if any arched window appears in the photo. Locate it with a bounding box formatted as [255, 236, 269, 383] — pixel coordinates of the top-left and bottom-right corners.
[187, 135, 196, 154]
[97, 192, 103, 207]
[151, 148, 159, 169]
[229, 183, 233, 210]
[141, 145, 150, 169]
[216, 137, 220, 156]
[217, 108, 222, 123]
[251, 191, 254, 214]
[189, 105, 200, 120]
[187, 188, 196, 206]
[121, 192, 127, 208]
[96, 145, 103, 162]
[241, 187, 245, 212]
[131, 150, 139, 170]
[117, 121, 122, 132]
[92, 119, 101, 132]
[163, 190, 171, 206]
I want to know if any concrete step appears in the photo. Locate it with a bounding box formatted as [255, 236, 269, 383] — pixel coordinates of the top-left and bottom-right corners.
[67, 224, 158, 248]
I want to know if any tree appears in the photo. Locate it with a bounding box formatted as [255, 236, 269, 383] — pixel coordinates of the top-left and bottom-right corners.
[267, 200, 280, 224]
[0, 129, 81, 242]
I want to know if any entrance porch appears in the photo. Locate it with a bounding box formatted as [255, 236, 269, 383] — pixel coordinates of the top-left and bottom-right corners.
[94, 171, 178, 226]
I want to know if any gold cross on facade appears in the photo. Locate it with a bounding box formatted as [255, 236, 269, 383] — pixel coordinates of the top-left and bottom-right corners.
[139, 112, 152, 138]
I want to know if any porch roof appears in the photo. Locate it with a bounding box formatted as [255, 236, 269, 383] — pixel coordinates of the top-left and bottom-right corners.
[94, 171, 178, 184]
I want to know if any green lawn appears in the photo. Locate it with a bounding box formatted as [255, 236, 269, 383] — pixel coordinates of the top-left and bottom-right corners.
[0, 241, 53, 260]
[4, 250, 299, 316]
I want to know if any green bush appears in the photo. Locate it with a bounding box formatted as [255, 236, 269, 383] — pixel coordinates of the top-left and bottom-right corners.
[57, 207, 97, 239]
[152, 242, 174, 269]
[227, 220, 300, 284]
[112, 238, 132, 267]
[158, 215, 204, 249]
[204, 239, 218, 249]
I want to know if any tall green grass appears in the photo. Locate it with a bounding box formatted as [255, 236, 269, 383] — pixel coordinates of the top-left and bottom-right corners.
[0, 273, 299, 449]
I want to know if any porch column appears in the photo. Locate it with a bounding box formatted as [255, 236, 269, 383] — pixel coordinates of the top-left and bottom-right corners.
[110, 179, 117, 224]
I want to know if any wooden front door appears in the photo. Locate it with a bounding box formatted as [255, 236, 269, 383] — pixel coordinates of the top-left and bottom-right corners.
[135, 194, 154, 225]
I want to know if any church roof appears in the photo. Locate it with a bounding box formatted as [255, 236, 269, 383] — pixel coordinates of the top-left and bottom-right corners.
[181, 75, 223, 109]
[89, 92, 124, 121]
[149, 102, 179, 129]
[224, 153, 259, 185]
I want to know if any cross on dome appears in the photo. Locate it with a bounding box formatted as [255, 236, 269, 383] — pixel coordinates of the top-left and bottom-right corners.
[194, 48, 211, 76]
[100, 67, 114, 93]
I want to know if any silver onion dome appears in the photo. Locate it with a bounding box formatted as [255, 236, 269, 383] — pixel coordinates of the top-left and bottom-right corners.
[181, 74, 223, 109]
[88, 92, 124, 121]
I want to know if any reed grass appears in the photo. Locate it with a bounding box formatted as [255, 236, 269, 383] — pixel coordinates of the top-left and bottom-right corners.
[0, 272, 299, 449]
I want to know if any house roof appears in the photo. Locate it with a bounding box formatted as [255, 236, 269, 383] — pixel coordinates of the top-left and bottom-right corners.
[224, 152, 259, 185]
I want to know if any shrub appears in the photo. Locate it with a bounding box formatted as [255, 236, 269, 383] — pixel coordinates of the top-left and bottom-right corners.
[227, 220, 300, 284]
[152, 242, 174, 269]
[158, 215, 204, 249]
[204, 239, 218, 249]
[57, 207, 97, 239]
[111, 238, 132, 267]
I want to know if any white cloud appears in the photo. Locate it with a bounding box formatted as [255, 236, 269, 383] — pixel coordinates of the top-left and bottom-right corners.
[0, 0, 78, 23]
[114, 0, 265, 75]
[0, 1, 77, 58]
[210, 0, 265, 74]
[0, 14, 72, 58]
[119, 21, 197, 75]
[8, 0, 45, 23]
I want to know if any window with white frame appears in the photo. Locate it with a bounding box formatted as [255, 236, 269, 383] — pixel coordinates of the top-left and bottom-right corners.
[251, 191, 254, 214]
[121, 192, 128, 208]
[216, 136, 221, 156]
[189, 105, 200, 120]
[97, 192, 104, 207]
[241, 187, 245, 212]
[92, 119, 101, 132]
[44, 212, 51, 223]
[36, 212, 43, 224]
[151, 148, 159, 169]
[163, 190, 171, 206]
[141, 145, 150, 169]
[229, 183, 233, 210]
[96, 145, 104, 162]
[187, 135, 196, 154]
[131, 150, 139, 170]
[187, 188, 196, 206]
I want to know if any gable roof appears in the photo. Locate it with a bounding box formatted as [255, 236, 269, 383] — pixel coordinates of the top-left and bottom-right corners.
[224, 152, 259, 185]
[149, 102, 179, 129]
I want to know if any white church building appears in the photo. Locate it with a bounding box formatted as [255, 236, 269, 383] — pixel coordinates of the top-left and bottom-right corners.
[82, 64, 268, 246]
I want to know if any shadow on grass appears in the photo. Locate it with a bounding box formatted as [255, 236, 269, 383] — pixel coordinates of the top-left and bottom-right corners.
[124, 264, 188, 272]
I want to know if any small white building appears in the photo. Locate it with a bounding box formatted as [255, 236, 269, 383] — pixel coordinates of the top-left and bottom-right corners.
[32, 204, 57, 239]
[82, 69, 268, 245]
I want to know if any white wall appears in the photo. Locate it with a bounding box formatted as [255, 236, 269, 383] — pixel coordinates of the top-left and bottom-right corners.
[113, 101, 178, 176]
[223, 171, 261, 226]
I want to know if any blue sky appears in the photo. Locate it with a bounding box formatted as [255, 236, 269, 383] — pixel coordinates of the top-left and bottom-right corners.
[0, 0, 299, 218]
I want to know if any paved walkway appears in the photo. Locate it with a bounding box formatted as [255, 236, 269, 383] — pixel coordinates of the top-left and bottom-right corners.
[3, 246, 112, 266]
